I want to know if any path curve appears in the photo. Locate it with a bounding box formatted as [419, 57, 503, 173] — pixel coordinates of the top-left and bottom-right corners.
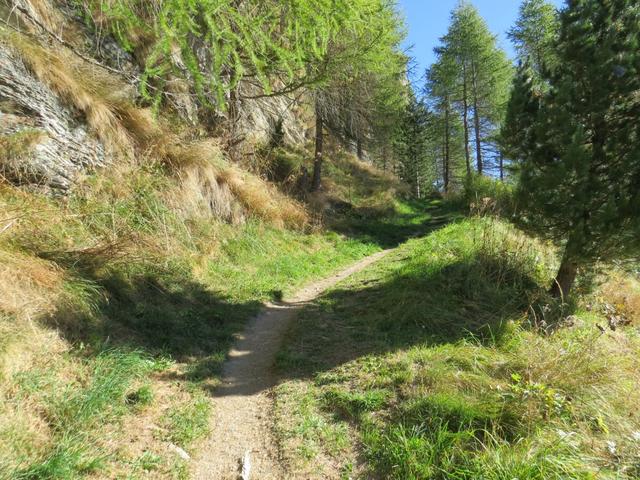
[192, 249, 393, 480]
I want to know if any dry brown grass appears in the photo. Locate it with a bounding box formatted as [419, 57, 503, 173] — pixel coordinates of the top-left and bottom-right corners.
[5, 33, 136, 157]
[0, 129, 48, 183]
[218, 164, 308, 229]
[0, 242, 69, 457]
[165, 140, 309, 229]
[167, 162, 244, 225]
[0, 249, 62, 319]
[599, 271, 640, 326]
[4, 29, 310, 230]
[34, 0, 62, 27]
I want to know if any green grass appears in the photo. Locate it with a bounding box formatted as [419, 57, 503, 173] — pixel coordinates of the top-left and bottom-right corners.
[274, 215, 640, 479]
[162, 391, 211, 446]
[0, 156, 439, 478]
[3, 350, 162, 479]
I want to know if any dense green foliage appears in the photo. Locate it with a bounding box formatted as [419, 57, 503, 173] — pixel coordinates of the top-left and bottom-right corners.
[504, 0, 640, 296]
[77, 0, 344, 108]
[78, 0, 407, 119]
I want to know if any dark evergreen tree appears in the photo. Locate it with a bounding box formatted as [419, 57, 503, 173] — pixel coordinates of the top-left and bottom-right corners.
[513, 0, 640, 298]
[394, 95, 433, 198]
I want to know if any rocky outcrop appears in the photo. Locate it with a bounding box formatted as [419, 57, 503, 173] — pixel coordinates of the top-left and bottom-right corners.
[0, 41, 107, 190]
[0, 0, 310, 192]
[235, 81, 309, 148]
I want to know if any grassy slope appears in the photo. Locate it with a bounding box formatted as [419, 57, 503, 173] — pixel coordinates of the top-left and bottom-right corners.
[0, 150, 430, 479]
[275, 211, 640, 479]
[0, 10, 435, 478]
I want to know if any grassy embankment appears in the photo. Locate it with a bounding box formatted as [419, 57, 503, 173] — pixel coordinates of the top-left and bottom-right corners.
[0, 148, 436, 479]
[275, 203, 640, 480]
[0, 29, 436, 479]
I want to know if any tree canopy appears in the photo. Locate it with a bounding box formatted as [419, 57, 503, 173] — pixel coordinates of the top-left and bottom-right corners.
[507, 0, 640, 297]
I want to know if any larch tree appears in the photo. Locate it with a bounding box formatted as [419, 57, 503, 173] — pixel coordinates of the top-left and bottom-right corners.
[434, 2, 512, 177]
[78, 1, 380, 112]
[393, 94, 433, 198]
[310, 0, 406, 191]
[508, 0, 560, 73]
[426, 53, 465, 193]
[510, 0, 640, 298]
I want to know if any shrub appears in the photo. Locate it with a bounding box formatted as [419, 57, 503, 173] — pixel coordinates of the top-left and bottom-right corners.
[463, 174, 516, 217]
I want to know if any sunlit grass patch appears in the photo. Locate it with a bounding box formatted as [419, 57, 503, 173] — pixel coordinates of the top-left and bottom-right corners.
[275, 216, 640, 479]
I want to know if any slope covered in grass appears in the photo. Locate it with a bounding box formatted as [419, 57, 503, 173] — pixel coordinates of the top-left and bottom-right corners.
[275, 215, 640, 479]
[0, 11, 432, 476]
[0, 140, 430, 478]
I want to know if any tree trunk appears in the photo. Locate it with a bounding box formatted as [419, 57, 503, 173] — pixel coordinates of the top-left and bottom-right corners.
[356, 138, 363, 160]
[443, 99, 451, 194]
[499, 153, 504, 181]
[311, 102, 324, 192]
[471, 62, 483, 175]
[550, 257, 578, 299]
[462, 64, 472, 177]
[442, 141, 449, 195]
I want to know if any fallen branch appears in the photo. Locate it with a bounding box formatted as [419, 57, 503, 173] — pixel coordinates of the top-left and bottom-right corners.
[241, 450, 251, 480]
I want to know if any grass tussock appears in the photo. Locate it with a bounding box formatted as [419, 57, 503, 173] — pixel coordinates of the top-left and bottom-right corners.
[0, 130, 49, 183]
[597, 271, 640, 326]
[218, 163, 308, 229]
[275, 213, 640, 479]
[21, 0, 64, 33]
[4, 32, 138, 158]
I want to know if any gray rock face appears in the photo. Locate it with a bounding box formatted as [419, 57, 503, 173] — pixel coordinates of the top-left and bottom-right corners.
[236, 83, 308, 147]
[0, 42, 107, 191]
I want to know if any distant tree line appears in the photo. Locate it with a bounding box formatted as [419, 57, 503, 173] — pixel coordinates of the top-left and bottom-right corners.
[390, 0, 640, 299]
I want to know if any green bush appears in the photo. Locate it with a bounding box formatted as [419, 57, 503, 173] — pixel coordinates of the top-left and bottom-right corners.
[462, 174, 516, 217]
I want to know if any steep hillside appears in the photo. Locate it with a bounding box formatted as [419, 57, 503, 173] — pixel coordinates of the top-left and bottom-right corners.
[0, 1, 419, 478]
[0, 158, 404, 477]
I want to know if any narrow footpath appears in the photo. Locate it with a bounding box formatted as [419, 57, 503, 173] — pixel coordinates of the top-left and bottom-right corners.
[192, 249, 394, 480]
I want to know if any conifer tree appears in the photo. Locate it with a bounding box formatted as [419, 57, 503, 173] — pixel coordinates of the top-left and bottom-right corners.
[310, 0, 406, 191]
[394, 94, 433, 197]
[513, 0, 640, 298]
[79, 0, 382, 111]
[508, 0, 560, 73]
[433, 2, 512, 177]
[426, 54, 465, 192]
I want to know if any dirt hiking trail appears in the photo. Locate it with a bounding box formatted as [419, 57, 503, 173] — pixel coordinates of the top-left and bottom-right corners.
[192, 249, 393, 480]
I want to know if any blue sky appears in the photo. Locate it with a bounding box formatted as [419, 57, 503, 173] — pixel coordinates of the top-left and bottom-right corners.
[398, 0, 565, 86]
